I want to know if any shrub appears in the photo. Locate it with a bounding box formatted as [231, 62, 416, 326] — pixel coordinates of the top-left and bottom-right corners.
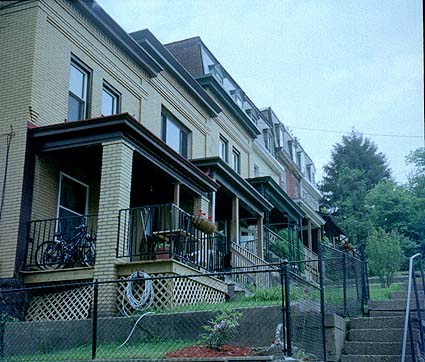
[366, 228, 402, 287]
[202, 310, 242, 350]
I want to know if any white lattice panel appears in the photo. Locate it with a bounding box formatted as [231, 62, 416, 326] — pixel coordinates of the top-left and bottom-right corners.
[117, 274, 174, 314]
[117, 274, 225, 312]
[26, 285, 92, 321]
[172, 278, 225, 306]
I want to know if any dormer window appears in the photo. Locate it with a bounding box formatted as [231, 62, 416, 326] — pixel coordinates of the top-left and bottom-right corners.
[230, 89, 244, 109]
[296, 151, 302, 168]
[208, 64, 224, 83]
[263, 129, 274, 155]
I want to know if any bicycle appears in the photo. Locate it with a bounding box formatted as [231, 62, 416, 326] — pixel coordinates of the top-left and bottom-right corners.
[35, 224, 96, 270]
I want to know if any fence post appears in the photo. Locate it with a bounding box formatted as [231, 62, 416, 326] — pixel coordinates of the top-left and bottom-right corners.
[342, 253, 348, 316]
[92, 279, 99, 360]
[279, 260, 287, 354]
[360, 247, 369, 315]
[283, 259, 292, 356]
[318, 244, 328, 362]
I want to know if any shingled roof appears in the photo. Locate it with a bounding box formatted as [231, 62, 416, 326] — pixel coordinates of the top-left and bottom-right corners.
[165, 37, 204, 78]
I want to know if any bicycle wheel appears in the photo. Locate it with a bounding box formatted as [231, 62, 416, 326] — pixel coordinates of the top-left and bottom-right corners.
[35, 241, 64, 270]
[81, 238, 96, 267]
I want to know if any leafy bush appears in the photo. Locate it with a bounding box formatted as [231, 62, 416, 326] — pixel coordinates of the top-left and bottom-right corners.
[202, 310, 242, 350]
[366, 228, 402, 287]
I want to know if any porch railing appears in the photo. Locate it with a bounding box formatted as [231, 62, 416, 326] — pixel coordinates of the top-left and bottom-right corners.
[117, 204, 229, 272]
[231, 242, 275, 289]
[24, 214, 98, 271]
[304, 247, 319, 283]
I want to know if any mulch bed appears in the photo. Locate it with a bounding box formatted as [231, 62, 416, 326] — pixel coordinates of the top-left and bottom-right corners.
[165, 344, 253, 357]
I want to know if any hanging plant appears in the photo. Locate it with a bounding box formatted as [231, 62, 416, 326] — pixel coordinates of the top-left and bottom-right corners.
[192, 209, 216, 234]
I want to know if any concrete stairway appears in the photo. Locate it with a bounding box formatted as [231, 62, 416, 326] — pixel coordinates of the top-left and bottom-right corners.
[340, 280, 423, 362]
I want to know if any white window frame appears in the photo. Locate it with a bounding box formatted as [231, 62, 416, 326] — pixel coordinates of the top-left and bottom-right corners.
[232, 147, 241, 174]
[68, 57, 91, 121]
[57, 172, 89, 220]
[161, 108, 191, 158]
[101, 81, 121, 116]
[219, 135, 229, 163]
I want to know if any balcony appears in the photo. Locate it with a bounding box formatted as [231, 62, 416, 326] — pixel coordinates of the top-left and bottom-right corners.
[23, 215, 98, 273]
[117, 204, 229, 272]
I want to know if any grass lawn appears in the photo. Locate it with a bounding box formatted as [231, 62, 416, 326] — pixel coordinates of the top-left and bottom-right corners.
[3, 339, 198, 361]
[369, 283, 402, 301]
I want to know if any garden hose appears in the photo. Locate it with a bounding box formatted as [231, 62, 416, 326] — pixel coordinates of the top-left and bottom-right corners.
[118, 271, 155, 348]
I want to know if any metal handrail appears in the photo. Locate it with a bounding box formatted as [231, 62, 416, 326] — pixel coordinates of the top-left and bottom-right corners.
[402, 252, 424, 362]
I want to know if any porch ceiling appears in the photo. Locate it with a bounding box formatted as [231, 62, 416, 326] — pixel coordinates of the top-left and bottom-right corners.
[191, 157, 273, 217]
[28, 113, 219, 197]
[247, 176, 305, 222]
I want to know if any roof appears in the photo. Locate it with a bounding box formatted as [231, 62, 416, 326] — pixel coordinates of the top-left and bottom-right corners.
[130, 30, 221, 116]
[74, 1, 161, 77]
[191, 157, 273, 216]
[197, 75, 261, 138]
[247, 176, 305, 222]
[164, 37, 204, 78]
[29, 113, 219, 196]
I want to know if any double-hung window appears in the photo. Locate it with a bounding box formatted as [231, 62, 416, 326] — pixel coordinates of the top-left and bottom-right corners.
[102, 82, 120, 116]
[161, 109, 191, 158]
[219, 135, 229, 162]
[232, 147, 241, 174]
[68, 57, 90, 122]
[57, 173, 89, 236]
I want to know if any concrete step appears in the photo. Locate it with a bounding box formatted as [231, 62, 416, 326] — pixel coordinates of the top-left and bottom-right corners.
[350, 316, 405, 329]
[348, 328, 419, 342]
[368, 310, 425, 317]
[391, 291, 425, 300]
[341, 355, 411, 362]
[369, 300, 425, 311]
[344, 341, 403, 355]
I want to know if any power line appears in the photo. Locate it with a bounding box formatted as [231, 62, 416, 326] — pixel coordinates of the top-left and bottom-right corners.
[285, 125, 423, 139]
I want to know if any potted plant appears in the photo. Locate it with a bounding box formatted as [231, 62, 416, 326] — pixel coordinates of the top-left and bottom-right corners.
[192, 209, 216, 234]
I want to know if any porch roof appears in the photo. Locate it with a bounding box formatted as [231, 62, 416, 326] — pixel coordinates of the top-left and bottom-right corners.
[320, 213, 347, 236]
[247, 176, 305, 222]
[296, 200, 326, 228]
[191, 157, 273, 216]
[28, 113, 219, 196]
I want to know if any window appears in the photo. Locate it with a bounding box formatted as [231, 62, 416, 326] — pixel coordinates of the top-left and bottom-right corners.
[219, 135, 228, 162]
[57, 173, 89, 219]
[254, 164, 260, 177]
[297, 151, 302, 167]
[161, 109, 191, 158]
[232, 147, 241, 174]
[102, 82, 120, 116]
[68, 58, 90, 121]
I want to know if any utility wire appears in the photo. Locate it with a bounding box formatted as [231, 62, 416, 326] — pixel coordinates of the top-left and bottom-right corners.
[285, 125, 422, 139]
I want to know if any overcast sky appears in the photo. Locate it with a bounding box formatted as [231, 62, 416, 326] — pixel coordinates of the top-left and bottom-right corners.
[98, 0, 424, 184]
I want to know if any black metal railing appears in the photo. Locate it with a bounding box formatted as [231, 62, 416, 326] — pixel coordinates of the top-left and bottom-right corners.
[402, 253, 425, 362]
[117, 204, 229, 272]
[24, 215, 98, 271]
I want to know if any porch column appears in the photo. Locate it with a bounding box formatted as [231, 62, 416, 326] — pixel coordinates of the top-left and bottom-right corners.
[193, 195, 209, 217]
[209, 191, 216, 223]
[173, 182, 180, 207]
[307, 219, 313, 250]
[257, 216, 264, 259]
[94, 140, 134, 316]
[231, 197, 240, 244]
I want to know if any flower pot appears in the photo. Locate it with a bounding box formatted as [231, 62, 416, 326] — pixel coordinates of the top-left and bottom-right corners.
[192, 216, 216, 234]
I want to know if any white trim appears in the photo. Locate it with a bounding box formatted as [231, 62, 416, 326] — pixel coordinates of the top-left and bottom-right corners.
[57, 171, 89, 220]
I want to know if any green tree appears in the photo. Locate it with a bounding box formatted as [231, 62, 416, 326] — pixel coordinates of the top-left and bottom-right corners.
[365, 180, 418, 237]
[366, 228, 402, 287]
[320, 131, 391, 247]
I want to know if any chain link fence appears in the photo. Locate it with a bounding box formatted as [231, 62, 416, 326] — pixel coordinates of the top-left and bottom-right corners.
[0, 247, 368, 361]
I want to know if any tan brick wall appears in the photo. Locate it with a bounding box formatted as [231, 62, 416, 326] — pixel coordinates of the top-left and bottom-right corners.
[94, 140, 133, 316]
[0, 2, 39, 278]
